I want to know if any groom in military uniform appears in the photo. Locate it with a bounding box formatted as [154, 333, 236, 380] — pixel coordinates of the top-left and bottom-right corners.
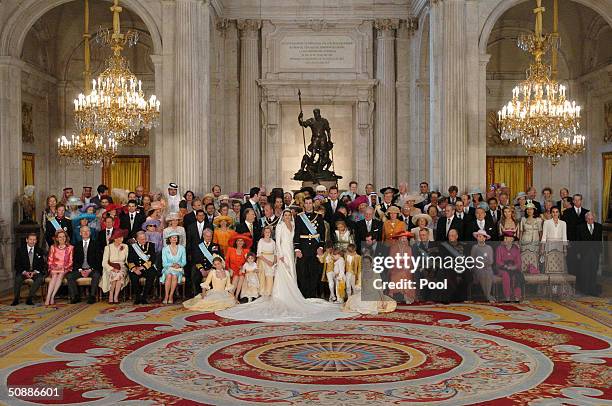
[294, 196, 325, 298]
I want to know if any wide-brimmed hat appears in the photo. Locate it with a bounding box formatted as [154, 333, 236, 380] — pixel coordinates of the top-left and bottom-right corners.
[228, 233, 253, 249]
[213, 215, 233, 226]
[392, 230, 414, 239]
[110, 228, 127, 240]
[165, 230, 182, 239]
[412, 213, 433, 226]
[219, 194, 229, 201]
[104, 203, 123, 214]
[142, 219, 161, 230]
[380, 186, 399, 195]
[469, 188, 483, 196]
[525, 202, 536, 210]
[315, 185, 327, 192]
[79, 203, 97, 213]
[347, 195, 368, 211]
[386, 205, 402, 216]
[203, 193, 214, 200]
[515, 192, 527, 202]
[166, 212, 181, 222]
[67, 196, 84, 207]
[405, 193, 425, 204]
[71, 213, 96, 223]
[473, 229, 491, 240]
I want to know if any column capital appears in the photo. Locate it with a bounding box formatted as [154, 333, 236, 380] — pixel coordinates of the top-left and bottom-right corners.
[237, 19, 261, 38]
[479, 53, 491, 66]
[397, 18, 419, 37]
[375, 18, 400, 36]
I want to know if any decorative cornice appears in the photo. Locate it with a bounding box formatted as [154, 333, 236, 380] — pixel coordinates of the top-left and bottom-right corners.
[375, 18, 400, 32]
[296, 19, 335, 32]
[237, 19, 261, 38]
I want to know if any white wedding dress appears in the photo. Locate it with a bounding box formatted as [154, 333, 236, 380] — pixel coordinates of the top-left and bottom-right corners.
[216, 220, 357, 322]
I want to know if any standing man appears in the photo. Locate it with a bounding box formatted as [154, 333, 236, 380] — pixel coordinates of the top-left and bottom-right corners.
[134, 185, 146, 208]
[436, 205, 464, 241]
[354, 207, 383, 253]
[415, 182, 430, 211]
[12, 233, 46, 306]
[294, 197, 325, 298]
[61, 187, 74, 205]
[576, 212, 603, 296]
[324, 186, 344, 224]
[447, 186, 459, 205]
[120, 200, 146, 239]
[44, 204, 72, 248]
[67, 226, 101, 304]
[90, 184, 112, 207]
[562, 194, 589, 275]
[241, 187, 262, 221]
[82, 186, 93, 205]
[127, 231, 157, 304]
[167, 183, 183, 213]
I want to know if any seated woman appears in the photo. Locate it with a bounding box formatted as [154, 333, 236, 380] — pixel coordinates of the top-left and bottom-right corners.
[343, 255, 397, 315]
[160, 231, 187, 304]
[495, 230, 523, 302]
[163, 213, 186, 246]
[142, 219, 163, 253]
[183, 256, 236, 311]
[382, 206, 406, 242]
[101, 228, 129, 304]
[226, 233, 252, 300]
[45, 229, 74, 306]
[410, 213, 434, 243]
[387, 231, 415, 304]
[470, 229, 495, 302]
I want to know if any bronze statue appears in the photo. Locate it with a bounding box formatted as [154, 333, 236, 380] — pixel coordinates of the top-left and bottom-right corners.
[293, 92, 342, 182]
[19, 185, 36, 224]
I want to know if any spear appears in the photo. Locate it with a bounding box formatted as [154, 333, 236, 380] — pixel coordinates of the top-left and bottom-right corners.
[298, 89, 307, 157]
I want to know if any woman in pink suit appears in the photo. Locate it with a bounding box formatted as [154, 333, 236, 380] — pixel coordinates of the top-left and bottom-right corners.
[45, 229, 74, 305]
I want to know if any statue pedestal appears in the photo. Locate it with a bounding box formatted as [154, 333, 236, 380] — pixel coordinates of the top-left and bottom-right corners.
[301, 180, 338, 192]
[14, 223, 41, 249]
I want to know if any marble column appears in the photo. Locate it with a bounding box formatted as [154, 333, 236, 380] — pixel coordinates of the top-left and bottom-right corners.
[429, 0, 468, 191]
[0, 56, 23, 289]
[374, 19, 399, 188]
[238, 19, 261, 190]
[175, 0, 209, 194]
[223, 21, 240, 192]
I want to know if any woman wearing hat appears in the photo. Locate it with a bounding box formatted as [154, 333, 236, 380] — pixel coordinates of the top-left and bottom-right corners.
[410, 213, 434, 243]
[65, 196, 84, 220]
[163, 212, 186, 246]
[520, 203, 543, 274]
[71, 212, 98, 243]
[401, 194, 423, 227]
[142, 219, 163, 253]
[183, 256, 236, 311]
[495, 230, 522, 302]
[161, 231, 187, 304]
[387, 231, 415, 304]
[101, 228, 129, 304]
[45, 229, 74, 305]
[100, 203, 122, 232]
[514, 192, 528, 222]
[347, 195, 368, 222]
[226, 233, 253, 300]
[470, 229, 495, 302]
[212, 215, 236, 256]
[382, 206, 406, 242]
[469, 188, 487, 210]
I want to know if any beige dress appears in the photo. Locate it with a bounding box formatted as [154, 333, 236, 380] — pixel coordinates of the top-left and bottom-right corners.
[183, 269, 235, 311]
[101, 243, 129, 292]
[520, 217, 542, 273]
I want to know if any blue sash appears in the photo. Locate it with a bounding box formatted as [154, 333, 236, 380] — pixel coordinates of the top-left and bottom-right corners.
[298, 212, 319, 242]
[50, 218, 62, 231]
[198, 242, 215, 264]
[131, 243, 150, 262]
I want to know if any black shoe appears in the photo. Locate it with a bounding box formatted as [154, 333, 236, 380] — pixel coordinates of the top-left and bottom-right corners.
[87, 296, 95, 304]
[10, 299, 19, 306]
[140, 297, 148, 305]
[70, 297, 81, 304]
[26, 298, 34, 306]
[239, 297, 248, 304]
[133, 297, 141, 305]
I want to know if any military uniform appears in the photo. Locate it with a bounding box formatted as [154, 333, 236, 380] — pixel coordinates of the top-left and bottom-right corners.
[127, 241, 157, 304]
[44, 216, 73, 247]
[189, 241, 222, 297]
[293, 211, 325, 298]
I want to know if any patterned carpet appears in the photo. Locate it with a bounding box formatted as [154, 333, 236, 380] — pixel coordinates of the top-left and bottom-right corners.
[0, 298, 610, 405]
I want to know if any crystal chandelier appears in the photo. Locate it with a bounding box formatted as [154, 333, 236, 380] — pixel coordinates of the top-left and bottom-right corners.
[73, 0, 160, 144]
[497, 0, 585, 165]
[59, 0, 117, 167]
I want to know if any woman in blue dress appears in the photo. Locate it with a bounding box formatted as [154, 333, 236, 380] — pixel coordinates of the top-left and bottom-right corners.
[161, 230, 187, 304]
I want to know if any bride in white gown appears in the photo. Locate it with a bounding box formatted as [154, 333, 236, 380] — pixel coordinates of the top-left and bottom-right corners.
[216, 210, 356, 322]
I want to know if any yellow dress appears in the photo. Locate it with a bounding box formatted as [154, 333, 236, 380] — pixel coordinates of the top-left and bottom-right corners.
[382, 219, 406, 241]
[183, 269, 235, 312]
[213, 229, 235, 256]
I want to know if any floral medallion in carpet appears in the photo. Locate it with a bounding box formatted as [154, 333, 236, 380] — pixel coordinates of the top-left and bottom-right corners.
[0, 299, 610, 405]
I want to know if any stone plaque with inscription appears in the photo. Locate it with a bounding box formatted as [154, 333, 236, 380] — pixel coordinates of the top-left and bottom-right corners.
[279, 35, 356, 71]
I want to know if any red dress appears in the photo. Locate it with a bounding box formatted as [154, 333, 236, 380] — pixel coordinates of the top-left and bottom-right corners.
[47, 245, 74, 275]
[225, 247, 247, 278]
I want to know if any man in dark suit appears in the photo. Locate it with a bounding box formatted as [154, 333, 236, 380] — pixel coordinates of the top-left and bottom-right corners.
[464, 207, 498, 241]
[236, 208, 262, 251]
[186, 209, 207, 251]
[454, 201, 473, 227]
[203, 203, 216, 230]
[576, 212, 603, 296]
[414, 181, 430, 211]
[561, 194, 589, 275]
[67, 226, 101, 304]
[556, 187, 570, 209]
[241, 187, 262, 221]
[189, 228, 222, 296]
[44, 204, 72, 247]
[436, 205, 464, 241]
[127, 231, 157, 304]
[526, 186, 543, 217]
[323, 186, 345, 224]
[486, 197, 502, 232]
[98, 216, 115, 256]
[12, 233, 46, 306]
[182, 199, 202, 229]
[119, 200, 146, 239]
[90, 184, 113, 207]
[294, 197, 326, 299]
[354, 207, 383, 253]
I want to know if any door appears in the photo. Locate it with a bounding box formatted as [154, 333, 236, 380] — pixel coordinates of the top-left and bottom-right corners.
[486, 156, 533, 198]
[102, 155, 150, 192]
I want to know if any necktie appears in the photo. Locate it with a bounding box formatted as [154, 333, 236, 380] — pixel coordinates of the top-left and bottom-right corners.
[492, 211, 497, 222]
[248, 222, 253, 234]
[458, 213, 462, 220]
[446, 218, 451, 234]
[589, 224, 593, 234]
[107, 229, 111, 241]
[366, 221, 371, 232]
[577, 208, 581, 216]
[28, 247, 33, 269]
[83, 241, 89, 269]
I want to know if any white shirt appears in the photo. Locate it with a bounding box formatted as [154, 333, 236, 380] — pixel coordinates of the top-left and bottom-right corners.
[575, 207, 581, 216]
[446, 216, 454, 234]
[542, 219, 567, 242]
[196, 220, 205, 237]
[477, 219, 485, 230]
[106, 228, 113, 241]
[330, 199, 338, 212]
[365, 219, 372, 232]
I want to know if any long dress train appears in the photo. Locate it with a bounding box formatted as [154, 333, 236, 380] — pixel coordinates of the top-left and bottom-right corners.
[216, 220, 357, 322]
